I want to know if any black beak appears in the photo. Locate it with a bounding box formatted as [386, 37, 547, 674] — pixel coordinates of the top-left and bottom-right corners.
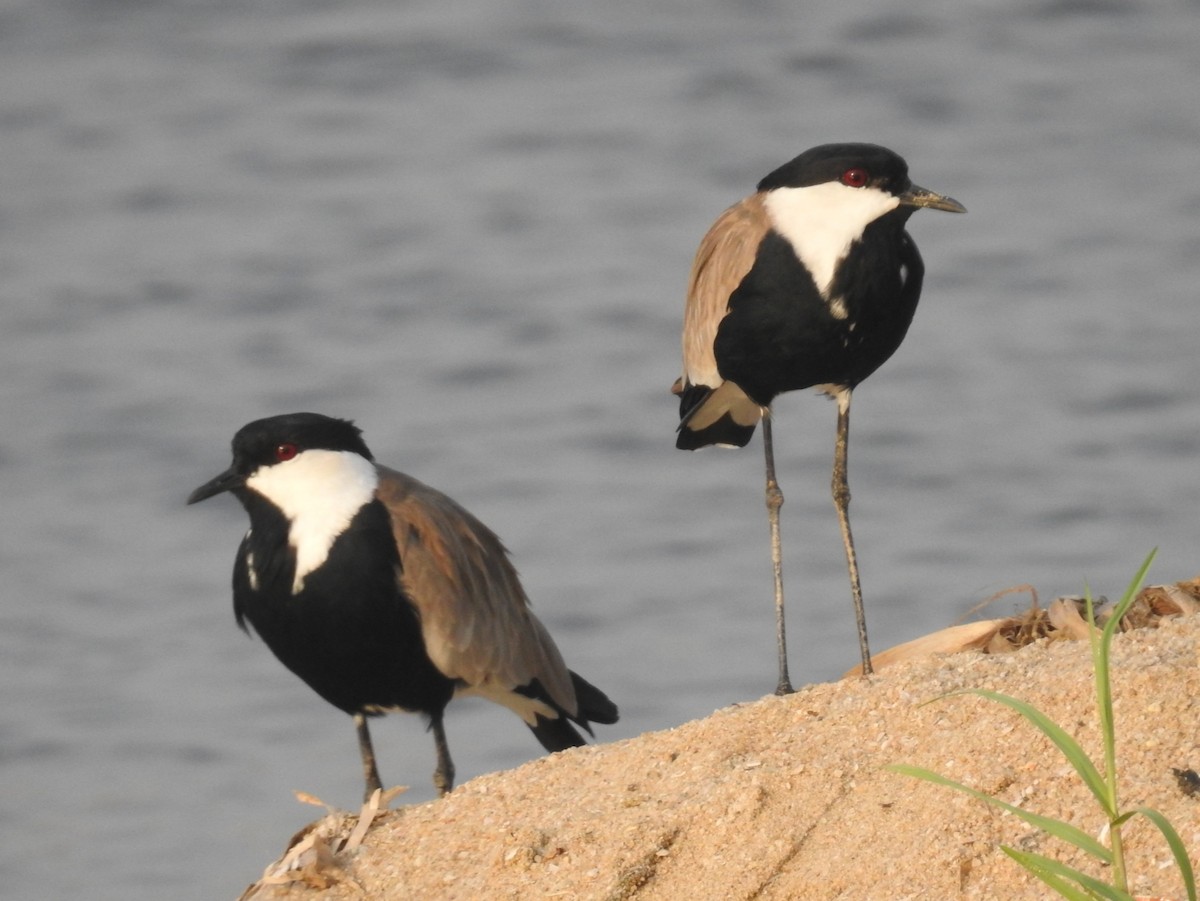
[187, 467, 243, 505]
[900, 183, 967, 214]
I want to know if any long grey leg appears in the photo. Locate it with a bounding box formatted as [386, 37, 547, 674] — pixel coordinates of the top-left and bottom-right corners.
[831, 389, 872, 675]
[431, 713, 455, 797]
[354, 713, 383, 802]
[762, 412, 794, 695]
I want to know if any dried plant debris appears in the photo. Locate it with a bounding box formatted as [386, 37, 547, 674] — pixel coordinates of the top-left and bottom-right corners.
[238, 787, 407, 899]
[1122, 581, 1200, 630]
[845, 576, 1200, 678]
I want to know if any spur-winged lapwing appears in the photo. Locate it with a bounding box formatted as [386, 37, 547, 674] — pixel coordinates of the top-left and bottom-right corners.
[673, 143, 965, 688]
[189, 412, 618, 799]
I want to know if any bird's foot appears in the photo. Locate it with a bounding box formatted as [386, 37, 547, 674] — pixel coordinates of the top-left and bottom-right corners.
[433, 765, 455, 797]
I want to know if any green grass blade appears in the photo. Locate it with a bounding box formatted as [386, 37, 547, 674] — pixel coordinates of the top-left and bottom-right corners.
[890, 765, 1112, 862]
[1102, 549, 1157, 641]
[1085, 586, 1119, 817]
[1000, 847, 1096, 901]
[1089, 549, 1156, 818]
[1133, 806, 1197, 901]
[1002, 846, 1133, 900]
[966, 689, 1113, 815]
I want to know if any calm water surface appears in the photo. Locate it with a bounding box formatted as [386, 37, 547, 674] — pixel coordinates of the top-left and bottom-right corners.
[2, 1, 1199, 898]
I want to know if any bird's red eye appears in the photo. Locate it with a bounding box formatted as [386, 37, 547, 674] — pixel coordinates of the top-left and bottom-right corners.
[841, 168, 869, 188]
[275, 443, 298, 462]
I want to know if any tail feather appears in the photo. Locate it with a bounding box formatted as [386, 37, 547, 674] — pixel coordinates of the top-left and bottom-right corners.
[571, 671, 619, 725]
[529, 713, 587, 752]
[519, 671, 618, 753]
[676, 381, 762, 450]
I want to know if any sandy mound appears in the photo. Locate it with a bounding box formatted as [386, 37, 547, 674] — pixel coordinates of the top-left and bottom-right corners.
[240, 601, 1200, 901]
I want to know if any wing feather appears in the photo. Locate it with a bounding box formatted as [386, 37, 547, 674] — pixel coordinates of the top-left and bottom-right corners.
[679, 193, 769, 391]
[374, 466, 578, 716]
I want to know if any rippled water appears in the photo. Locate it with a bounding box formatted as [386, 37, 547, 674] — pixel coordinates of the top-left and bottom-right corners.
[2, 1, 1198, 898]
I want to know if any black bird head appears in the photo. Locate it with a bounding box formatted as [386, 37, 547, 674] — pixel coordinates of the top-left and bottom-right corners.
[758, 142, 966, 216]
[187, 412, 375, 506]
[748, 143, 964, 303]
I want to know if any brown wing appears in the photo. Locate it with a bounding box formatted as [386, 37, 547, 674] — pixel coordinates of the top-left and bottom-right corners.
[373, 466, 578, 716]
[679, 192, 770, 392]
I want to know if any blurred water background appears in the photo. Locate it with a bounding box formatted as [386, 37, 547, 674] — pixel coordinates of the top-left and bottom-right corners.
[2, 0, 1198, 897]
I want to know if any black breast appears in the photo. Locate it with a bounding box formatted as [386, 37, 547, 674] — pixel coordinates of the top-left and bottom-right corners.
[714, 212, 925, 406]
[233, 497, 454, 718]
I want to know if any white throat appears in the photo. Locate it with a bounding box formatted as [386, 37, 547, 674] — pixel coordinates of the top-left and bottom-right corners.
[245, 449, 379, 594]
[763, 183, 900, 298]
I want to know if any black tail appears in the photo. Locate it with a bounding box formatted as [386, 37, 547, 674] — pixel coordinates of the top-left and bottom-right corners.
[676, 381, 760, 450]
[572, 671, 619, 725]
[521, 672, 619, 753]
[676, 413, 757, 450]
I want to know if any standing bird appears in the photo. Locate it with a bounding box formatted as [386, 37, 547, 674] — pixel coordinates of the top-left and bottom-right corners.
[188, 412, 617, 800]
[674, 143, 965, 689]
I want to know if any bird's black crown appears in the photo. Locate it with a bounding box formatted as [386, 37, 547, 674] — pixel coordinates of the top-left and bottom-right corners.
[231, 412, 375, 471]
[757, 143, 911, 196]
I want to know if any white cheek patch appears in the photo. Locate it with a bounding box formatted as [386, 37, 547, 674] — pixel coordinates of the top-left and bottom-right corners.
[764, 182, 900, 300]
[245, 450, 379, 594]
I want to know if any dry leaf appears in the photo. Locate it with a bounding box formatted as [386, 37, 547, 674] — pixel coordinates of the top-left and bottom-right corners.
[844, 619, 1015, 677]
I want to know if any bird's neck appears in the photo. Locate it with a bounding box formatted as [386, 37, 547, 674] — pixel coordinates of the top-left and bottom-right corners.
[763, 183, 902, 299]
[242, 451, 380, 594]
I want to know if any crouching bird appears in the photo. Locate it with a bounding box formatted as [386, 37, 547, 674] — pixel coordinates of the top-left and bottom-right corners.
[673, 143, 965, 689]
[188, 412, 618, 800]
